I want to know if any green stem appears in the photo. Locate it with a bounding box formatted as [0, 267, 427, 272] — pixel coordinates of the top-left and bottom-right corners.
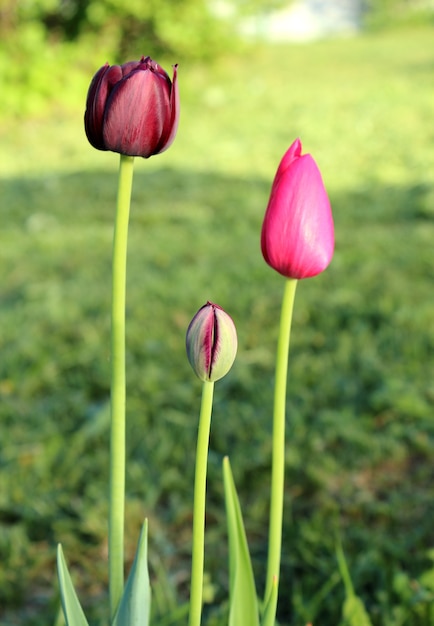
[264, 277, 297, 617]
[109, 154, 135, 621]
[189, 380, 215, 626]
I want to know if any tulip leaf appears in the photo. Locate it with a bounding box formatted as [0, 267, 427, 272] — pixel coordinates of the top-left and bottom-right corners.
[57, 544, 89, 626]
[261, 575, 278, 626]
[113, 519, 151, 626]
[336, 539, 373, 626]
[223, 457, 260, 626]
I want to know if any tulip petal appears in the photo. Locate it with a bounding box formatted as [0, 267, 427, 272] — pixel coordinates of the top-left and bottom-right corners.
[84, 63, 112, 149]
[103, 69, 172, 158]
[210, 306, 238, 381]
[154, 64, 180, 155]
[273, 137, 301, 185]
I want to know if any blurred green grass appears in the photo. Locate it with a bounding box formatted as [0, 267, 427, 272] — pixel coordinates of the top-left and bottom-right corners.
[1, 25, 434, 626]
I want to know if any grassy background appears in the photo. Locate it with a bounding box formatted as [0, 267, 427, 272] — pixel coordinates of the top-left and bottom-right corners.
[1, 25, 434, 625]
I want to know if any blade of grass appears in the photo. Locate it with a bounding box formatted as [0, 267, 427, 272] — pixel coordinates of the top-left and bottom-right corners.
[336, 539, 373, 626]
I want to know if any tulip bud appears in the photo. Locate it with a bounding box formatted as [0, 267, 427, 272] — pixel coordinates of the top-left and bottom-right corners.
[186, 302, 238, 382]
[261, 138, 334, 279]
[84, 56, 179, 158]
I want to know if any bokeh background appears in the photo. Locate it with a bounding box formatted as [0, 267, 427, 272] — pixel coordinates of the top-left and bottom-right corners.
[1, 1, 434, 624]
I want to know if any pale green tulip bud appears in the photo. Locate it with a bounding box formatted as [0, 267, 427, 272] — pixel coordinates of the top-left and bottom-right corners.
[186, 302, 237, 382]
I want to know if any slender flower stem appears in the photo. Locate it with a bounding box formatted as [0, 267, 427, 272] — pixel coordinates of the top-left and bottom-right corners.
[264, 277, 298, 618]
[189, 380, 215, 626]
[109, 154, 135, 621]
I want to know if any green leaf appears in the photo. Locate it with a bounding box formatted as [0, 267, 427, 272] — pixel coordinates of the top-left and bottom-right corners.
[261, 575, 278, 626]
[113, 519, 151, 626]
[223, 457, 260, 626]
[342, 595, 373, 626]
[57, 544, 89, 626]
[336, 539, 373, 626]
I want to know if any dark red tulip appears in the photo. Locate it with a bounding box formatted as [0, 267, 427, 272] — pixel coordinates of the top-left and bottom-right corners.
[84, 56, 179, 158]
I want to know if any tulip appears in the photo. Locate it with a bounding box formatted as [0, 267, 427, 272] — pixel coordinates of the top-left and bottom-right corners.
[84, 56, 179, 158]
[186, 302, 237, 382]
[261, 138, 334, 279]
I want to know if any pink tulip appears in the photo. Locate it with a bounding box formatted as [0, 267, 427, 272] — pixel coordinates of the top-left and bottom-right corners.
[261, 139, 334, 279]
[84, 56, 179, 158]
